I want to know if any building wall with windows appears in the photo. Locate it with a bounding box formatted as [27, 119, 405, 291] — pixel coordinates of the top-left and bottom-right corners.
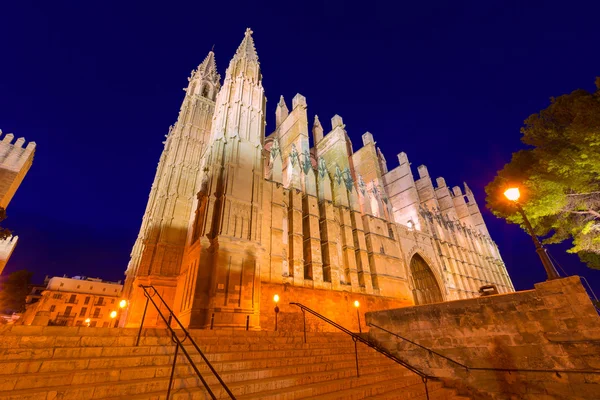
[20, 276, 123, 327]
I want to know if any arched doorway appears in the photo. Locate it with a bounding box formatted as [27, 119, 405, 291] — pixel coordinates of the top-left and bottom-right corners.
[409, 254, 443, 305]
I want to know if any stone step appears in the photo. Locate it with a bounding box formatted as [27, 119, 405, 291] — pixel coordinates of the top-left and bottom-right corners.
[0, 354, 407, 400]
[310, 379, 447, 400]
[0, 351, 399, 394]
[234, 366, 415, 399]
[0, 345, 381, 375]
[0, 337, 361, 362]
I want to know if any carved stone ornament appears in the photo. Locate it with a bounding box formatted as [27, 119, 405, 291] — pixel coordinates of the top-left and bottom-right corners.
[270, 138, 281, 161]
[334, 164, 343, 185]
[318, 157, 327, 178]
[342, 167, 353, 191]
[290, 144, 299, 167]
[358, 175, 367, 195]
[302, 150, 311, 174]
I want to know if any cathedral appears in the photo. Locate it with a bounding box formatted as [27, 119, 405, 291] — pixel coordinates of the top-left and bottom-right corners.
[122, 29, 514, 330]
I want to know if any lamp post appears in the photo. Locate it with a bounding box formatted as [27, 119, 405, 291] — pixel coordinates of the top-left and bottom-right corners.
[504, 187, 560, 280]
[273, 294, 280, 331]
[354, 300, 361, 333]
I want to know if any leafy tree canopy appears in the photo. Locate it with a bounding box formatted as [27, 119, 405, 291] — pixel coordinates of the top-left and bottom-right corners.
[0, 269, 33, 314]
[486, 78, 600, 269]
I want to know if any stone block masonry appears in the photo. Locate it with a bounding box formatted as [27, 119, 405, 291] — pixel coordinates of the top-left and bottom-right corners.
[366, 276, 600, 399]
[0, 130, 36, 276]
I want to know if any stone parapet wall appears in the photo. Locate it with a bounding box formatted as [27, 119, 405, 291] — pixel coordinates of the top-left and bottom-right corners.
[260, 281, 412, 332]
[365, 276, 600, 399]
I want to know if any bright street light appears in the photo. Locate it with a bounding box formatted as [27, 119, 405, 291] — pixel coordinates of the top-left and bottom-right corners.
[504, 187, 520, 201]
[502, 186, 559, 280]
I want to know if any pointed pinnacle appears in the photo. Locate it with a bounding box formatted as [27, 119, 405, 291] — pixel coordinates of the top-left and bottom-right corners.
[314, 115, 322, 126]
[234, 28, 258, 62]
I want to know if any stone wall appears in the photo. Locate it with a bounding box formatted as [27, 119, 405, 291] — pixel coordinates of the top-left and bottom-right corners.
[365, 276, 600, 399]
[260, 282, 411, 332]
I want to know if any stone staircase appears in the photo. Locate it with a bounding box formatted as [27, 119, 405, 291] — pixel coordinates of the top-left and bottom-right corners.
[0, 325, 470, 400]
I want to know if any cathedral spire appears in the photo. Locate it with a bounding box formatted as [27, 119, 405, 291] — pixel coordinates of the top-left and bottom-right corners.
[197, 50, 218, 75]
[233, 28, 259, 63]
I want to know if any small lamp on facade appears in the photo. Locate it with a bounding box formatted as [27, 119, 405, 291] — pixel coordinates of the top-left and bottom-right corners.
[84, 318, 91, 327]
[273, 294, 280, 331]
[503, 187, 560, 280]
[354, 300, 361, 333]
[119, 299, 128, 309]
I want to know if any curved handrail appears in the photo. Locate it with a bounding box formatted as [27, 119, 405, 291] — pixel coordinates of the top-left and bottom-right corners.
[368, 322, 600, 376]
[289, 302, 432, 379]
[138, 285, 236, 399]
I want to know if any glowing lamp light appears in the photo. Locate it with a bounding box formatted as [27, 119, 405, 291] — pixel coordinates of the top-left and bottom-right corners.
[85, 318, 91, 327]
[354, 300, 360, 308]
[407, 220, 413, 229]
[109, 310, 117, 319]
[273, 294, 280, 304]
[504, 187, 520, 202]
[119, 299, 128, 309]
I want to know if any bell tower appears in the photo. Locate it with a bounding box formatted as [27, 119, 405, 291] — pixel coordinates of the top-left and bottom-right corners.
[123, 51, 220, 326]
[185, 29, 266, 329]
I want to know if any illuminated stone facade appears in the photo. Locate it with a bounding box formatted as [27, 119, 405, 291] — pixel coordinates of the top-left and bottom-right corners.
[123, 29, 514, 330]
[20, 276, 123, 327]
[0, 130, 36, 276]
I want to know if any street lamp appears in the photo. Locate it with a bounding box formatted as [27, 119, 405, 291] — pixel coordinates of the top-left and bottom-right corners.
[119, 299, 128, 309]
[273, 294, 280, 331]
[85, 318, 91, 327]
[503, 187, 560, 280]
[354, 300, 362, 333]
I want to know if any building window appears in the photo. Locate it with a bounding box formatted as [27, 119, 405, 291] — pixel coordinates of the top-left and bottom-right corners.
[52, 293, 62, 299]
[93, 308, 100, 317]
[50, 305, 56, 312]
[96, 297, 104, 306]
[77, 285, 80, 289]
[75, 320, 83, 326]
[111, 299, 115, 304]
[90, 321, 97, 327]
[60, 283, 64, 287]
[67, 294, 77, 304]
[103, 288, 106, 292]
[80, 307, 87, 317]
[64, 306, 73, 317]
[84, 296, 90, 305]
[102, 321, 109, 328]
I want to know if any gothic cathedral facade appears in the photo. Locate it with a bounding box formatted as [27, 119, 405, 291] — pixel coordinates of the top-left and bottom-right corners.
[122, 29, 514, 329]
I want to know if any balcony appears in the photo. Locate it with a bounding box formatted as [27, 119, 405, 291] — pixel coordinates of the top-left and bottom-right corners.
[65, 299, 79, 304]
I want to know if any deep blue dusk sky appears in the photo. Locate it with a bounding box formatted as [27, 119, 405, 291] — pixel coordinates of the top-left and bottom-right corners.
[1, 1, 599, 293]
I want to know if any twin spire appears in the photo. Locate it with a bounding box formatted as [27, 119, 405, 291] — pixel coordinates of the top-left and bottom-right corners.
[195, 28, 259, 83]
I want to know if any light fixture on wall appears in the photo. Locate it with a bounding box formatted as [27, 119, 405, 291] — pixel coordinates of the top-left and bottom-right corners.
[354, 300, 361, 333]
[274, 294, 280, 331]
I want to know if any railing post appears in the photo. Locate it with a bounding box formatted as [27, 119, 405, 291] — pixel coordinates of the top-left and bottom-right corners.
[167, 342, 179, 400]
[353, 337, 360, 377]
[301, 309, 307, 344]
[422, 377, 429, 400]
[135, 296, 149, 347]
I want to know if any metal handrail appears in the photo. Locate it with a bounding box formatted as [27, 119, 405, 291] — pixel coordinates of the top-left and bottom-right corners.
[289, 302, 434, 400]
[368, 322, 468, 369]
[136, 285, 236, 400]
[368, 322, 600, 376]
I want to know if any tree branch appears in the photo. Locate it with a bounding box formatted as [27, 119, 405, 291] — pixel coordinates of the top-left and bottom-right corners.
[569, 209, 600, 219]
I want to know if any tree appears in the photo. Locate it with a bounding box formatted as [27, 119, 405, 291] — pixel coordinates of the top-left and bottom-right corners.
[0, 269, 33, 313]
[486, 78, 600, 269]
